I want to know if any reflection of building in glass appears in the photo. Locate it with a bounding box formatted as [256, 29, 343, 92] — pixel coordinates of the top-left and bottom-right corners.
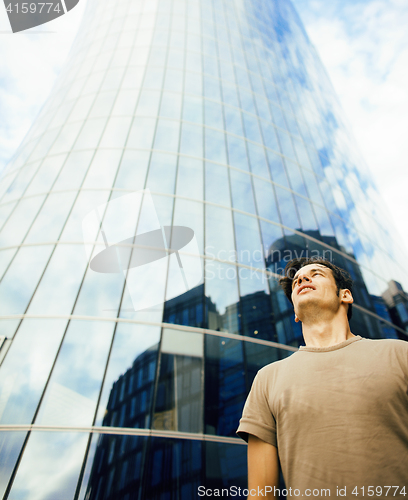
[0, 0, 407, 497]
[382, 281, 408, 336]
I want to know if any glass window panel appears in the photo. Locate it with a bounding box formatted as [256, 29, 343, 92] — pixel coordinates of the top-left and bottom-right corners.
[25, 155, 66, 196]
[1, 162, 39, 203]
[164, 68, 183, 92]
[204, 75, 221, 101]
[205, 205, 236, 262]
[0, 432, 27, 499]
[160, 91, 182, 120]
[35, 321, 114, 426]
[260, 121, 280, 152]
[27, 245, 88, 316]
[82, 149, 122, 189]
[0, 248, 17, 281]
[242, 113, 263, 144]
[205, 162, 231, 207]
[254, 94, 272, 122]
[88, 90, 117, 118]
[229, 169, 256, 214]
[143, 67, 165, 90]
[233, 212, 264, 269]
[294, 195, 318, 232]
[252, 177, 280, 223]
[61, 190, 111, 242]
[259, 220, 284, 262]
[292, 137, 312, 170]
[99, 116, 133, 149]
[275, 186, 301, 230]
[204, 99, 224, 129]
[176, 157, 203, 200]
[238, 276, 275, 339]
[0, 245, 53, 315]
[302, 168, 325, 206]
[313, 204, 335, 238]
[101, 67, 126, 92]
[277, 129, 297, 162]
[127, 116, 157, 149]
[222, 82, 240, 108]
[0, 172, 18, 202]
[0, 201, 17, 232]
[179, 122, 203, 157]
[122, 66, 145, 89]
[168, 48, 184, 69]
[25, 192, 76, 244]
[224, 106, 244, 137]
[270, 103, 287, 131]
[330, 215, 353, 254]
[49, 121, 83, 155]
[247, 142, 270, 179]
[150, 193, 175, 228]
[183, 95, 203, 124]
[172, 197, 204, 252]
[185, 50, 202, 73]
[72, 117, 107, 151]
[153, 119, 180, 152]
[114, 150, 150, 191]
[153, 333, 203, 433]
[285, 159, 308, 196]
[203, 54, 218, 77]
[204, 335, 246, 435]
[205, 261, 240, 334]
[69, 94, 95, 121]
[53, 150, 95, 191]
[73, 253, 126, 317]
[0, 319, 67, 424]
[146, 152, 177, 194]
[227, 135, 249, 171]
[28, 128, 60, 162]
[267, 150, 289, 187]
[204, 128, 227, 164]
[184, 71, 202, 96]
[0, 196, 45, 248]
[94, 323, 160, 428]
[135, 89, 161, 117]
[112, 88, 140, 116]
[7, 432, 89, 500]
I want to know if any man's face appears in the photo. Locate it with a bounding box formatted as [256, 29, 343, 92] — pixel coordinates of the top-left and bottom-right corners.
[290, 263, 343, 319]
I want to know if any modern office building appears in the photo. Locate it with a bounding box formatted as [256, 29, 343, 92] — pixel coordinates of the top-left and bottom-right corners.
[0, 0, 407, 497]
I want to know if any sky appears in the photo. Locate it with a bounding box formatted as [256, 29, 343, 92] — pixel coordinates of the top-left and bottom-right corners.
[0, 0, 407, 253]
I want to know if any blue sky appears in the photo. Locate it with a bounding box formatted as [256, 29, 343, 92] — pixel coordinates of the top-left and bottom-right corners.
[1, 0, 407, 252]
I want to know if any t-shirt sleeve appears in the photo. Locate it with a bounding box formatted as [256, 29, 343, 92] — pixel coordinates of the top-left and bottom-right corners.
[236, 370, 277, 447]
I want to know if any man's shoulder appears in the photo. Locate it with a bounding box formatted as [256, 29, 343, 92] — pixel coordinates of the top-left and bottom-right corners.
[359, 337, 408, 353]
[257, 351, 301, 378]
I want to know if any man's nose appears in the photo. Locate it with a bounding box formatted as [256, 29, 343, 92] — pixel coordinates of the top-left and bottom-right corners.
[298, 275, 311, 285]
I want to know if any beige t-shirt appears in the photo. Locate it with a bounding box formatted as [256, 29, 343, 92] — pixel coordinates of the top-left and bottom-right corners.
[237, 336, 408, 498]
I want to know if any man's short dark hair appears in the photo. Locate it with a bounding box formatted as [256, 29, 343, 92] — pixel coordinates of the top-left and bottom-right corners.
[279, 257, 354, 320]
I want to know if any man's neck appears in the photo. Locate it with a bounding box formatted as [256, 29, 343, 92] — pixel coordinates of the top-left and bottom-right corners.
[301, 314, 354, 348]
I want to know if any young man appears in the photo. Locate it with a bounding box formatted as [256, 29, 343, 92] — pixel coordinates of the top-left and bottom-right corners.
[237, 257, 408, 499]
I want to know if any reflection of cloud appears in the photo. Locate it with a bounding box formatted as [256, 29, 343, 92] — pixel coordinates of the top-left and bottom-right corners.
[292, 0, 408, 253]
[8, 432, 89, 500]
[0, 1, 87, 174]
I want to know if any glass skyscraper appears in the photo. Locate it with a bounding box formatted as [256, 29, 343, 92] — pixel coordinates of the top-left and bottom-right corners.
[0, 0, 407, 497]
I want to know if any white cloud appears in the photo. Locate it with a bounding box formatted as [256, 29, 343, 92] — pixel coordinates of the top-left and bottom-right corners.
[0, 1, 87, 172]
[292, 0, 408, 256]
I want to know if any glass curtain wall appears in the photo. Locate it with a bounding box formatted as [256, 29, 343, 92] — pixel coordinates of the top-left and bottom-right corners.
[0, 0, 407, 497]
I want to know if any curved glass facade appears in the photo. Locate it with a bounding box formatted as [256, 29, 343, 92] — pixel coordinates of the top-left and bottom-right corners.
[0, 0, 407, 497]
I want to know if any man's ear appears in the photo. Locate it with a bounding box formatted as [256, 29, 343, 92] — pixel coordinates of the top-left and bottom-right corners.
[294, 314, 300, 323]
[340, 289, 353, 305]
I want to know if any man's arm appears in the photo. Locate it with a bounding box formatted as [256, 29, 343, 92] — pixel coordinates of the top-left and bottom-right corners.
[247, 434, 279, 499]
